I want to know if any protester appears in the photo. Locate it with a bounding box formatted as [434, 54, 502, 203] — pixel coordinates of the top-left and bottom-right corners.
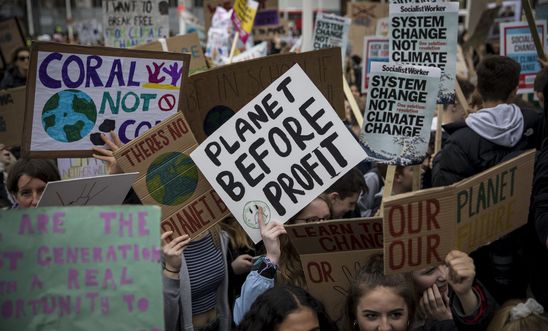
[233, 197, 332, 324]
[0, 46, 29, 89]
[486, 298, 548, 331]
[324, 167, 367, 219]
[238, 285, 337, 331]
[6, 158, 60, 208]
[409, 250, 496, 331]
[343, 254, 416, 331]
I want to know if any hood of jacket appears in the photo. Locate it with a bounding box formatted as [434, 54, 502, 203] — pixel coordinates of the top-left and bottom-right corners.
[464, 103, 524, 147]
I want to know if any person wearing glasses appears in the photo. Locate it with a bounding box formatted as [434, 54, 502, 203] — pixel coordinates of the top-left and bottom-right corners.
[1, 47, 30, 89]
[233, 196, 332, 325]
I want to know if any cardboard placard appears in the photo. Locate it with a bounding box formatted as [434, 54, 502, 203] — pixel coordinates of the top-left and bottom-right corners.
[253, 19, 289, 42]
[346, 2, 389, 57]
[464, 5, 501, 50]
[390, 2, 459, 104]
[0, 86, 26, 147]
[500, 21, 546, 94]
[360, 62, 441, 165]
[102, 0, 169, 48]
[487, 1, 523, 41]
[0, 18, 26, 69]
[181, 48, 344, 143]
[37, 172, 139, 207]
[57, 158, 108, 179]
[0, 206, 164, 330]
[133, 33, 208, 75]
[383, 150, 536, 274]
[361, 37, 389, 93]
[191, 64, 367, 243]
[22, 42, 190, 158]
[231, 0, 259, 43]
[114, 112, 230, 239]
[312, 13, 351, 61]
[286, 217, 383, 320]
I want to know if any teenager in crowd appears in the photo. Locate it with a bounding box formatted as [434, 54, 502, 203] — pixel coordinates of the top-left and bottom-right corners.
[0, 46, 30, 89]
[409, 250, 496, 331]
[238, 285, 337, 331]
[486, 298, 548, 331]
[233, 196, 332, 324]
[343, 254, 416, 331]
[324, 167, 367, 219]
[6, 158, 60, 208]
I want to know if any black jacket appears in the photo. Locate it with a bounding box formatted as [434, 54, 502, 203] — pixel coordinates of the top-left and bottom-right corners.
[432, 107, 541, 187]
[0, 66, 26, 89]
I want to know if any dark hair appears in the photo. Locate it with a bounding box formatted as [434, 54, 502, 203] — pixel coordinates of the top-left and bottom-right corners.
[325, 167, 367, 198]
[238, 285, 337, 331]
[342, 254, 416, 331]
[476, 55, 520, 102]
[10, 46, 29, 65]
[534, 67, 548, 93]
[7, 158, 60, 194]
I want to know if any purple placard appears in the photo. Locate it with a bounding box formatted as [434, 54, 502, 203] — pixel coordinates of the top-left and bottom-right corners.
[254, 9, 280, 27]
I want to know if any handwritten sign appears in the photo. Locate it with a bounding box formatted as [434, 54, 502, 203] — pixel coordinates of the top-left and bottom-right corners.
[227, 41, 268, 63]
[0, 205, 163, 330]
[0, 18, 26, 69]
[254, 19, 288, 41]
[500, 21, 546, 94]
[390, 2, 459, 104]
[0, 86, 26, 147]
[287, 218, 383, 320]
[191, 65, 367, 243]
[312, 13, 351, 60]
[231, 0, 259, 43]
[114, 112, 230, 239]
[362, 37, 389, 93]
[360, 62, 440, 165]
[383, 150, 535, 274]
[102, 0, 169, 48]
[181, 48, 344, 143]
[57, 158, 108, 179]
[22, 42, 190, 158]
[346, 2, 389, 57]
[37, 173, 139, 207]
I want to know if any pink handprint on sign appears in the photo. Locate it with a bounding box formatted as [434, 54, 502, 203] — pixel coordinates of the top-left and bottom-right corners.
[146, 62, 166, 84]
[162, 63, 183, 86]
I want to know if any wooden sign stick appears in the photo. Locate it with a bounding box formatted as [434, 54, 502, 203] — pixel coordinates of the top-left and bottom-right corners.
[412, 165, 421, 192]
[228, 31, 240, 64]
[343, 76, 364, 127]
[379, 165, 396, 217]
[521, 0, 546, 60]
[455, 80, 469, 117]
[434, 104, 444, 155]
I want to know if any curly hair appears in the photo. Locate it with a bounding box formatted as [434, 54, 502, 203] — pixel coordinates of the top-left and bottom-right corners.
[342, 253, 416, 331]
[238, 285, 337, 331]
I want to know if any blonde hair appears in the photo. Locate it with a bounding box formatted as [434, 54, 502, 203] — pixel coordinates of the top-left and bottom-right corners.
[487, 299, 548, 331]
[276, 234, 306, 288]
[219, 217, 253, 250]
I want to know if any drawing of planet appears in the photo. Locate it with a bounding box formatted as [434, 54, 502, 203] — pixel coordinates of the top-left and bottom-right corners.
[146, 152, 199, 205]
[41, 89, 97, 142]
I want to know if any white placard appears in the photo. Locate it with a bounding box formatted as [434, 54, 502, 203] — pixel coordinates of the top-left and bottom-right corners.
[191, 64, 367, 242]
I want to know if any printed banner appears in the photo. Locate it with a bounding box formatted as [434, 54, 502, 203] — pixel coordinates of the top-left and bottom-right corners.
[312, 13, 351, 60]
[383, 150, 535, 274]
[286, 217, 383, 320]
[390, 2, 459, 104]
[231, 0, 259, 44]
[362, 37, 389, 93]
[103, 0, 169, 48]
[500, 21, 546, 94]
[0, 86, 26, 147]
[22, 42, 190, 158]
[360, 62, 440, 165]
[181, 48, 345, 143]
[191, 65, 367, 243]
[0, 205, 163, 330]
[115, 112, 230, 239]
[57, 158, 108, 179]
[134, 32, 209, 75]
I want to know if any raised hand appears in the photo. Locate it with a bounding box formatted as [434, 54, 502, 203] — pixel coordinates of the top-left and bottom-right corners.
[446, 250, 478, 315]
[161, 231, 191, 273]
[146, 62, 166, 84]
[258, 207, 286, 266]
[92, 131, 123, 174]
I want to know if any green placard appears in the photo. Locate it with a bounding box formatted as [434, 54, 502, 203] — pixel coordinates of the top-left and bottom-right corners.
[0, 206, 164, 330]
